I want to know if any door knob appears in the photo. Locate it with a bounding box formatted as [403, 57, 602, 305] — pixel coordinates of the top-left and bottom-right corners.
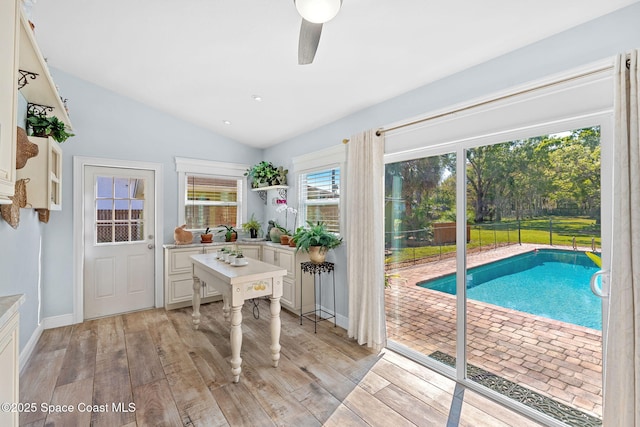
[148, 244, 154, 249]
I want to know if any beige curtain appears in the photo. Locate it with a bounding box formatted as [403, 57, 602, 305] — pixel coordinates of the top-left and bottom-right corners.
[346, 129, 386, 351]
[604, 50, 640, 426]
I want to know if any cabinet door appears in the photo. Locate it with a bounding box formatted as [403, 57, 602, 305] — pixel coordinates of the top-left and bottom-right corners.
[281, 277, 296, 309]
[167, 275, 195, 304]
[277, 250, 295, 278]
[169, 248, 201, 275]
[0, 0, 18, 202]
[237, 245, 260, 260]
[262, 247, 276, 264]
[0, 313, 18, 427]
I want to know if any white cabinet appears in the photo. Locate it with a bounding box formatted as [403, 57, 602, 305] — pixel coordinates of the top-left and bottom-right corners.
[0, 0, 19, 204]
[0, 295, 22, 427]
[164, 246, 223, 309]
[261, 245, 313, 313]
[17, 11, 72, 129]
[0, 7, 72, 205]
[17, 136, 62, 210]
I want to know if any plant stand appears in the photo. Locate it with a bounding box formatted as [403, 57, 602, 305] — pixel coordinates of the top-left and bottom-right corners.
[299, 261, 336, 333]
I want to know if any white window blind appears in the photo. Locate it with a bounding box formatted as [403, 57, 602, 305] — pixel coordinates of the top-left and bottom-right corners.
[299, 167, 341, 233]
[184, 174, 241, 229]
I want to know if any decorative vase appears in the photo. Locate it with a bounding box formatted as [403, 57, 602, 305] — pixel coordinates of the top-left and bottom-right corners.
[308, 246, 327, 264]
[280, 235, 290, 245]
[270, 227, 282, 242]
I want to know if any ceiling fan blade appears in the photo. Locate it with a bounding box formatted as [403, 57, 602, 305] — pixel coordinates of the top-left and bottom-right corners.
[298, 19, 323, 65]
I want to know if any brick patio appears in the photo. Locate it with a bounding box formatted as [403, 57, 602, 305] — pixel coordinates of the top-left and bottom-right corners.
[385, 244, 603, 419]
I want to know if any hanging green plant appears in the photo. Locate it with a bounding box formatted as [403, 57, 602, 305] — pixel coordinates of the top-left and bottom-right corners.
[244, 161, 288, 188]
[26, 113, 74, 143]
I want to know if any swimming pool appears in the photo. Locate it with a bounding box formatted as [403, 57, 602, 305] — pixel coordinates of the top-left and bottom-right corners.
[418, 249, 602, 330]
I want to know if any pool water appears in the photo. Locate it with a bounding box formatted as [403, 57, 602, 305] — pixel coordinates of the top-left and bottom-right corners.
[418, 249, 602, 330]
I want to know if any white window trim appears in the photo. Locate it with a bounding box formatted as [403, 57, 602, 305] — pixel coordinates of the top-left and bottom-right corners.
[293, 145, 346, 232]
[175, 157, 248, 231]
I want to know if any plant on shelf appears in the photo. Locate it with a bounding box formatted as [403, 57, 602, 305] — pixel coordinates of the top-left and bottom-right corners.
[293, 221, 342, 264]
[242, 214, 262, 239]
[245, 161, 288, 188]
[218, 225, 237, 242]
[26, 112, 74, 142]
[200, 227, 213, 243]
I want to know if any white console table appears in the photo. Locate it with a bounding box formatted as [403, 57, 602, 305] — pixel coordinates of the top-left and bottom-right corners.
[190, 253, 286, 383]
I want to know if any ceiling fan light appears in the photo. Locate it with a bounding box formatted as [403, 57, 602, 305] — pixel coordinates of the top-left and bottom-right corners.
[295, 0, 341, 24]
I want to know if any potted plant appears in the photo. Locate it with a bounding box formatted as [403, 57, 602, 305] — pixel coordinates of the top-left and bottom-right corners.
[245, 161, 288, 188]
[279, 229, 291, 246]
[218, 225, 237, 242]
[293, 221, 343, 264]
[26, 112, 74, 142]
[242, 214, 262, 239]
[200, 227, 213, 243]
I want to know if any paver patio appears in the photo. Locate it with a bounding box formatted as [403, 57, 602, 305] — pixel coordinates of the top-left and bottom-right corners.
[385, 244, 603, 420]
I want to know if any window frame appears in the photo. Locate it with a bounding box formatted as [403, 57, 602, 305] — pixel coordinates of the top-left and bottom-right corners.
[293, 145, 346, 235]
[175, 157, 248, 232]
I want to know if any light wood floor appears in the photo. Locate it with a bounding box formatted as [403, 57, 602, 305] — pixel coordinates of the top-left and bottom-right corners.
[20, 301, 545, 426]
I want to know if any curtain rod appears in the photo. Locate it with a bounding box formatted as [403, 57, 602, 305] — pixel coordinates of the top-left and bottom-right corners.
[375, 64, 613, 137]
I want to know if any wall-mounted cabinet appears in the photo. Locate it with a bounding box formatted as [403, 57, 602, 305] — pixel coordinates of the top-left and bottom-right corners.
[16, 136, 62, 210]
[17, 12, 72, 129]
[0, 0, 19, 204]
[1, 5, 72, 205]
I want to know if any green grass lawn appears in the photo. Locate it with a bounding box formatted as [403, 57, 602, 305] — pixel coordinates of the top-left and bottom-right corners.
[386, 216, 601, 265]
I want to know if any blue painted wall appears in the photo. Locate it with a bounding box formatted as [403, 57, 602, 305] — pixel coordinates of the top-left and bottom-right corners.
[1, 2, 639, 352]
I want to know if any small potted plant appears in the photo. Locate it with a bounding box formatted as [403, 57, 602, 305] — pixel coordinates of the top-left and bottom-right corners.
[294, 221, 342, 264]
[26, 112, 74, 142]
[218, 225, 237, 242]
[279, 229, 292, 246]
[200, 227, 213, 243]
[234, 250, 246, 265]
[242, 214, 262, 239]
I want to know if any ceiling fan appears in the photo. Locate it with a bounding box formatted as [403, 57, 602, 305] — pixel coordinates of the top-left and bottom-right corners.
[295, 0, 342, 65]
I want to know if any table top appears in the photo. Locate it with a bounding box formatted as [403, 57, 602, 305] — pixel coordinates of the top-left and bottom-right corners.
[190, 253, 287, 285]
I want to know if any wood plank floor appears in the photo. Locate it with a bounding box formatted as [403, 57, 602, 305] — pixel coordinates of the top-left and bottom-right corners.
[19, 301, 546, 426]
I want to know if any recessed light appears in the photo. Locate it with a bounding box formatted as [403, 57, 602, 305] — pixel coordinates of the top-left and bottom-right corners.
[252, 95, 262, 102]
[222, 120, 232, 125]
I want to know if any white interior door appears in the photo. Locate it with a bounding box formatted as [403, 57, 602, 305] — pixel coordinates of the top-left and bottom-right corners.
[83, 165, 155, 319]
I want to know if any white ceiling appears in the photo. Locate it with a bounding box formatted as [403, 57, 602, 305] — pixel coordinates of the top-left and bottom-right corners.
[29, 0, 638, 148]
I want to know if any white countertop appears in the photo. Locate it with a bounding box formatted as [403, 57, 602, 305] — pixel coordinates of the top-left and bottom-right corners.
[0, 294, 25, 328]
[163, 240, 297, 251]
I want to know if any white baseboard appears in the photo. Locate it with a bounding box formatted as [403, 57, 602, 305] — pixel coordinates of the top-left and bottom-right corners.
[43, 313, 74, 329]
[19, 313, 75, 373]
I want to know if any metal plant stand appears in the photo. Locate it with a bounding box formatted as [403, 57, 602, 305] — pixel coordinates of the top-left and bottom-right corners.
[299, 261, 336, 333]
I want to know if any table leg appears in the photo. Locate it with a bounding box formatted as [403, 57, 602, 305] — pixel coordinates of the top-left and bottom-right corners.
[192, 276, 201, 330]
[269, 296, 282, 368]
[222, 293, 230, 322]
[230, 305, 243, 383]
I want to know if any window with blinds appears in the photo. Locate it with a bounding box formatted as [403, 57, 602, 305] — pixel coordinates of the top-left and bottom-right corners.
[184, 174, 241, 229]
[299, 167, 341, 233]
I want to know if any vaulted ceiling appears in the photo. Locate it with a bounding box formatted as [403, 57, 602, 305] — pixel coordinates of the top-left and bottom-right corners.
[29, 0, 638, 148]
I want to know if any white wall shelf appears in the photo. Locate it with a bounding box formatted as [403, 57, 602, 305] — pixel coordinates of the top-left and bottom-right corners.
[251, 185, 288, 204]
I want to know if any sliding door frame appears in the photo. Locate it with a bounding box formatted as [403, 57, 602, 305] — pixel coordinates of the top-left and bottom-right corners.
[383, 59, 614, 425]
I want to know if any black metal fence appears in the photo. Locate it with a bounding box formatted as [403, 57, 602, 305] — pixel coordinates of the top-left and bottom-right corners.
[385, 219, 601, 269]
